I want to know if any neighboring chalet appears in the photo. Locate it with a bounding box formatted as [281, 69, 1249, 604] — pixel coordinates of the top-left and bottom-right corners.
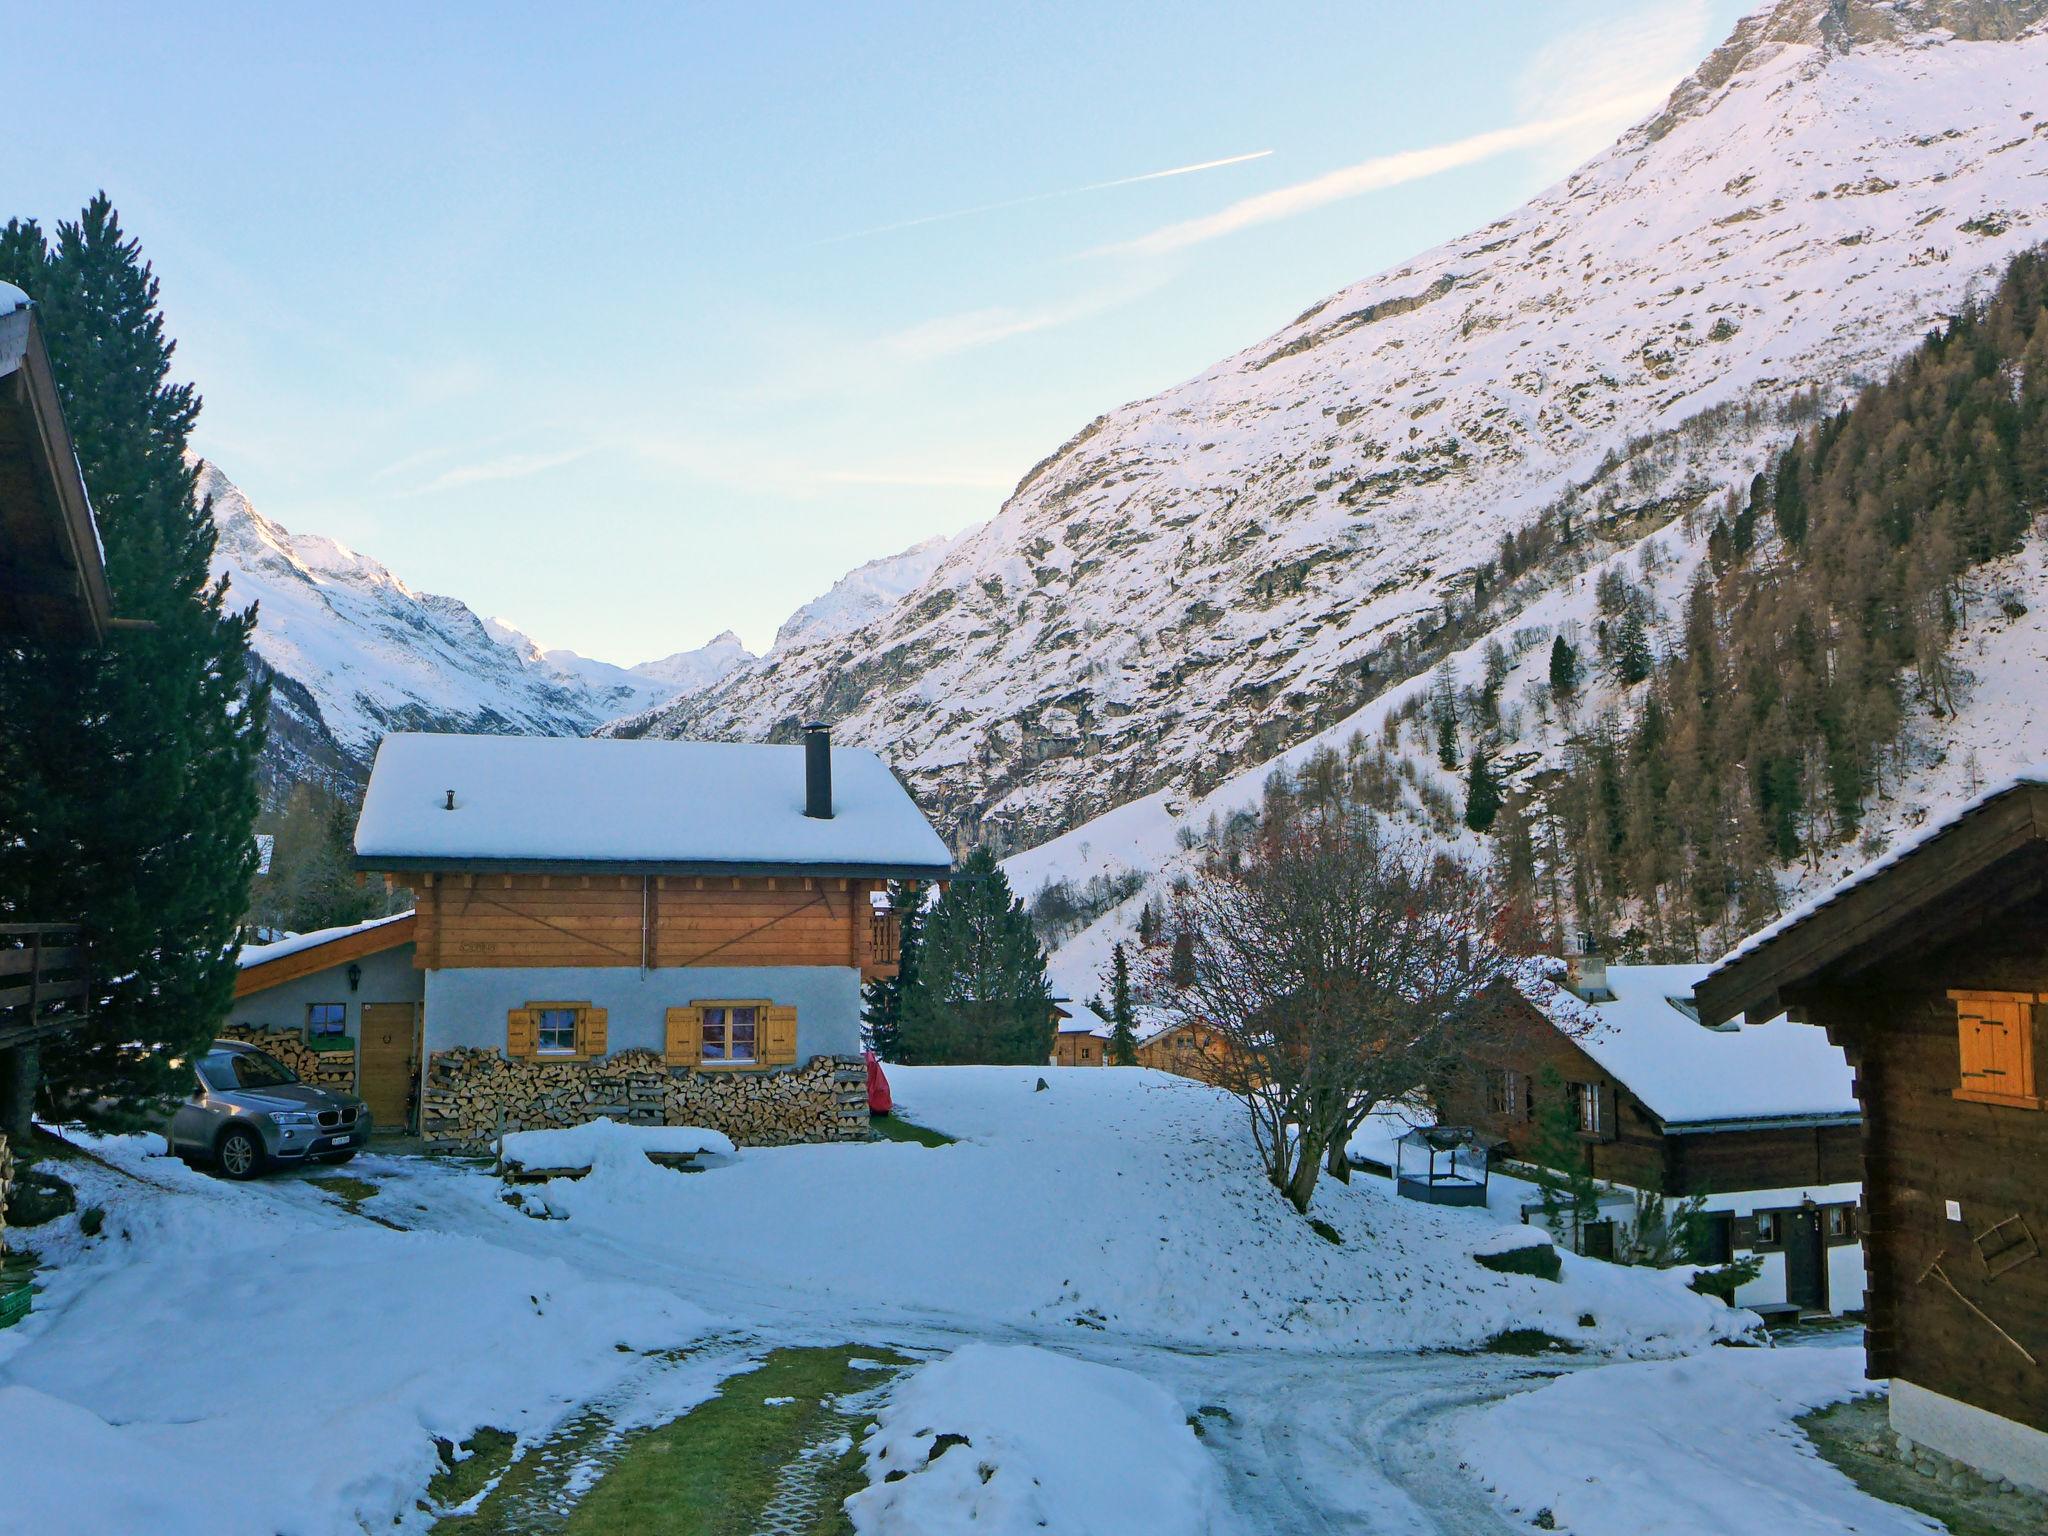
[1134, 1019, 1238, 1086]
[353, 728, 951, 1147]
[0, 283, 118, 1156]
[1051, 1002, 1111, 1067]
[1699, 771, 2048, 1495]
[1445, 954, 1865, 1314]
[226, 912, 421, 1126]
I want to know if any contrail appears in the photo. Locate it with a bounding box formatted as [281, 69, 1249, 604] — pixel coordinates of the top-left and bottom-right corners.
[821, 150, 1274, 244]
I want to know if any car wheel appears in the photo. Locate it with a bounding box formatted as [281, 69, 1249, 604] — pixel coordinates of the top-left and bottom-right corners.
[215, 1126, 264, 1181]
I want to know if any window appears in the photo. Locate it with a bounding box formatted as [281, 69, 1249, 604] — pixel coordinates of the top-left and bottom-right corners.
[1754, 1211, 1779, 1247]
[1948, 990, 2043, 1110]
[702, 1004, 758, 1064]
[536, 1008, 579, 1054]
[1826, 1205, 1855, 1240]
[1571, 1080, 1603, 1137]
[1489, 1068, 1522, 1118]
[306, 1002, 346, 1038]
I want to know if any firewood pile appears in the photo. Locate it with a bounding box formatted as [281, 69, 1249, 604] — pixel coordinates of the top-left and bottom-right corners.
[422, 1047, 869, 1151]
[219, 1027, 358, 1092]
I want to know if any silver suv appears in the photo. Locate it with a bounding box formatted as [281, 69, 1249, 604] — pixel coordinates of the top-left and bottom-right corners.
[170, 1040, 372, 1179]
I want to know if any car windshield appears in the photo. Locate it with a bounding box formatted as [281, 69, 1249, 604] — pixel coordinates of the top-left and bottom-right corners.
[197, 1048, 299, 1092]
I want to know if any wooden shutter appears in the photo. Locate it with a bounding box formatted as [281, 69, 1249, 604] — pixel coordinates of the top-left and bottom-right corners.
[506, 1007, 537, 1059]
[664, 1006, 702, 1067]
[762, 1004, 799, 1066]
[580, 1007, 608, 1058]
[1597, 1082, 1619, 1142]
[1731, 1214, 1758, 1250]
[1949, 990, 2042, 1108]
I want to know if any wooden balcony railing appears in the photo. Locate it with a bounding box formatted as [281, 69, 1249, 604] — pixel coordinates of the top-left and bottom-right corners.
[0, 923, 91, 1051]
[868, 909, 901, 970]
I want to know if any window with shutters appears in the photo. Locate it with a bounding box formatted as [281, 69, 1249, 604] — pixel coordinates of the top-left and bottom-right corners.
[667, 1001, 799, 1070]
[506, 1002, 606, 1061]
[1948, 990, 2043, 1109]
[704, 1004, 758, 1064]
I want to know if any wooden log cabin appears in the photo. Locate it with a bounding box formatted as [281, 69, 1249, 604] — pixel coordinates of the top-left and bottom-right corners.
[0, 282, 118, 1146]
[1441, 955, 1865, 1313]
[1698, 771, 2048, 1494]
[352, 727, 949, 1146]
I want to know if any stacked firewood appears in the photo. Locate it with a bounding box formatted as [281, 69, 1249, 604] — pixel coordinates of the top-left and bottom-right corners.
[421, 1047, 869, 1151]
[219, 1027, 358, 1092]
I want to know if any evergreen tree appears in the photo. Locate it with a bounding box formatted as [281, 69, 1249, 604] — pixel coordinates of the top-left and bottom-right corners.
[1529, 1067, 1602, 1248]
[1136, 898, 1161, 947]
[1547, 635, 1579, 700]
[1610, 603, 1654, 685]
[1464, 747, 1502, 832]
[859, 879, 926, 1060]
[1434, 706, 1459, 769]
[1168, 926, 1197, 987]
[1106, 941, 1138, 1065]
[896, 849, 1052, 1065]
[0, 197, 266, 1129]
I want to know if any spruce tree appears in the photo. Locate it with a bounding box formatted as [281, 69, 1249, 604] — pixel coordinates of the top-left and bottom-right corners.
[1434, 706, 1459, 770]
[1611, 604, 1653, 685]
[0, 197, 266, 1126]
[860, 879, 926, 1060]
[1464, 747, 1502, 832]
[1547, 635, 1579, 700]
[1106, 941, 1138, 1065]
[896, 850, 1052, 1065]
[1168, 926, 1197, 987]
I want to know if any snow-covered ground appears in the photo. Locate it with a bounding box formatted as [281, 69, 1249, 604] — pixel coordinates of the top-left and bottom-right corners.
[1460, 1337, 1936, 1536]
[0, 1067, 1901, 1535]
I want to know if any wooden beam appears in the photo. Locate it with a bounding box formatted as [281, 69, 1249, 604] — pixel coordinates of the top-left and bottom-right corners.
[234, 914, 417, 999]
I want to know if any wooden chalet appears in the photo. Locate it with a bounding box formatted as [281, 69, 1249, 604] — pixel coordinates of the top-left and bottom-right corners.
[352, 727, 949, 1145]
[0, 284, 118, 1133]
[1443, 955, 1864, 1312]
[1051, 1002, 1111, 1066]
[1699, 771, 2048, 1494]
[1134, 1019, 1239, 1087]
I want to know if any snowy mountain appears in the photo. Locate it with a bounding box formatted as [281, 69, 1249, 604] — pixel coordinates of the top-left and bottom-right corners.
[630, 631, 756, 690]
[621, 0, 2048, 855]
[768, 534, 962, 655]
[202, 462, 724, 792]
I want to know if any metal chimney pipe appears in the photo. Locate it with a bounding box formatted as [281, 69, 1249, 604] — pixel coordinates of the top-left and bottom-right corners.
[803, 722, 833, 819]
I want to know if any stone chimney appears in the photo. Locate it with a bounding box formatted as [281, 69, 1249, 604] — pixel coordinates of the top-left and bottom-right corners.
[803, 722, 833, 820]
[1565, 932, 1613, 1002]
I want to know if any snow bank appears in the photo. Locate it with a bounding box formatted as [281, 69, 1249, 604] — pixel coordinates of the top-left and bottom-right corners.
[500, 1116, 736, 1170]
[1461, 1344, 1932, 1536]
[0, 1142, 714, 1536]
[844, 1344, 1225, 1536]
[527, 1066, 1747, 1355]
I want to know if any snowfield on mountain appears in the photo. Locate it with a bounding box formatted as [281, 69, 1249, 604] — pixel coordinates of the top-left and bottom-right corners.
[632, 0, 2048, 854]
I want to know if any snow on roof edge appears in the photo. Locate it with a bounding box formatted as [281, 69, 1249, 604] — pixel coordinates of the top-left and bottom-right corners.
[238, 910, 415, 970]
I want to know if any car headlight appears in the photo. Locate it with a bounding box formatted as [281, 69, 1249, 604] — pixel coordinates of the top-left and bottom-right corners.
[269, 1111, 319, 1128]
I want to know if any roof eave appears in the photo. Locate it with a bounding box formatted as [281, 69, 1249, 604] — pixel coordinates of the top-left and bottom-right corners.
[1655, 1111, 1862, 1135]
[354, 853, 954, 881]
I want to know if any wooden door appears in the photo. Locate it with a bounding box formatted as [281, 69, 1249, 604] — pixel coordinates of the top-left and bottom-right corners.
[357, 1003, 417, 1130]
[1784, 1208, 1826, 1313]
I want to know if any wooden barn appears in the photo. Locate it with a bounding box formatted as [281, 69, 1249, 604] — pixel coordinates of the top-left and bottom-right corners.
[353, 727, 950, 1147]
[1444, 955, 1865, 1312]
[1699, 771, 2048, 1494]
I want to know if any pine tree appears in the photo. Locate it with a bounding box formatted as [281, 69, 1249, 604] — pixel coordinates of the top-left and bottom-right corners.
[897, 850, 1052, 1065]
[1168, 926, 1196, 987]
[1136, 898, 1160, 947]
[0, 197, 266, 1128]
[1464, 747, 1503, 832]
[1434, 706, 1459, 770]
[860, 878, 926, 1060]
[1611, 603, 1653, 685]
[1547, 635, 1579, 700]
[1106, 942, 1138, 1065]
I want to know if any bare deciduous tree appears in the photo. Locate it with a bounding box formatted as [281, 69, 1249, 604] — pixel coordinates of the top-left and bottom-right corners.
[1147, 812, 1528, 1215]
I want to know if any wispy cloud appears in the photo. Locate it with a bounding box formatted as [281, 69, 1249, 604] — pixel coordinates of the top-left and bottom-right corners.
[815, 466, 1016, 490]
[400, 447, 589, 496]
[1515, 0, 1717, 170]
[1099, 90, 1673, 259]
[822, 150, 1273, 244]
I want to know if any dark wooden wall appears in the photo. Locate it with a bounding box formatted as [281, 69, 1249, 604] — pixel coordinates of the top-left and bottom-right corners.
[1796, 883, 2048, 1430]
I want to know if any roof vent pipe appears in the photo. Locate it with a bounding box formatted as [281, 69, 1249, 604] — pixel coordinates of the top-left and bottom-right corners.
[803, 722, 833, 820]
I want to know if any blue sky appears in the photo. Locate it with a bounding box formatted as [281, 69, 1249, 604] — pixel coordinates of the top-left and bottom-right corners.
[9, 1, 1745, 664]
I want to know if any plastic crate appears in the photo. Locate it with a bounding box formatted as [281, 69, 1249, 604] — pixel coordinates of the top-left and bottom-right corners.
[0, 1280, 30, 1331]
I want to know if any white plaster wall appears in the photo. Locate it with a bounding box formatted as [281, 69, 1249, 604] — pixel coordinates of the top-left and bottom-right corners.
[424, 966, 862, 1062]
[225, 945, 423, 1041]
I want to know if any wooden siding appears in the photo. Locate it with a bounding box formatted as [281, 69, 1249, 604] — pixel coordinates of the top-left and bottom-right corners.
[235, 915, 417, 998]
[1792, 882, 2048, 1432]
[1053, 1033, 1105, 1066]
[412, 873, 889, 976]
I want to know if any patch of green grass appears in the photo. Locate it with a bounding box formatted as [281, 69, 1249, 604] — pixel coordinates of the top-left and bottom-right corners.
[427, 1428, 519, 1512]
[435, 1404, 618, 1534]
[1800, 1396, 2045, 1536]
[1483, 1328, 1582, 1357]
[867, 1114, 955, 1148]
[307, 1174, 380, 1212]
[1308, 1218, 1344, 1245]
[563, 1346, 910, 1536]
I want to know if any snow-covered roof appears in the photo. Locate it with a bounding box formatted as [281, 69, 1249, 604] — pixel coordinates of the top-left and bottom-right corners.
[354, 733, 953, 876]
[1056, 1003, 1113, 1037]
[238, 910, 415, 969]
[0, 281, 27, 314]
[1519, 963, 1857, 1130]
[1716, 765, 2048, 969]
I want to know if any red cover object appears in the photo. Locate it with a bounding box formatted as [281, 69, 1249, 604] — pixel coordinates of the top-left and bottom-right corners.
[865, 1049, 893, 1114]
